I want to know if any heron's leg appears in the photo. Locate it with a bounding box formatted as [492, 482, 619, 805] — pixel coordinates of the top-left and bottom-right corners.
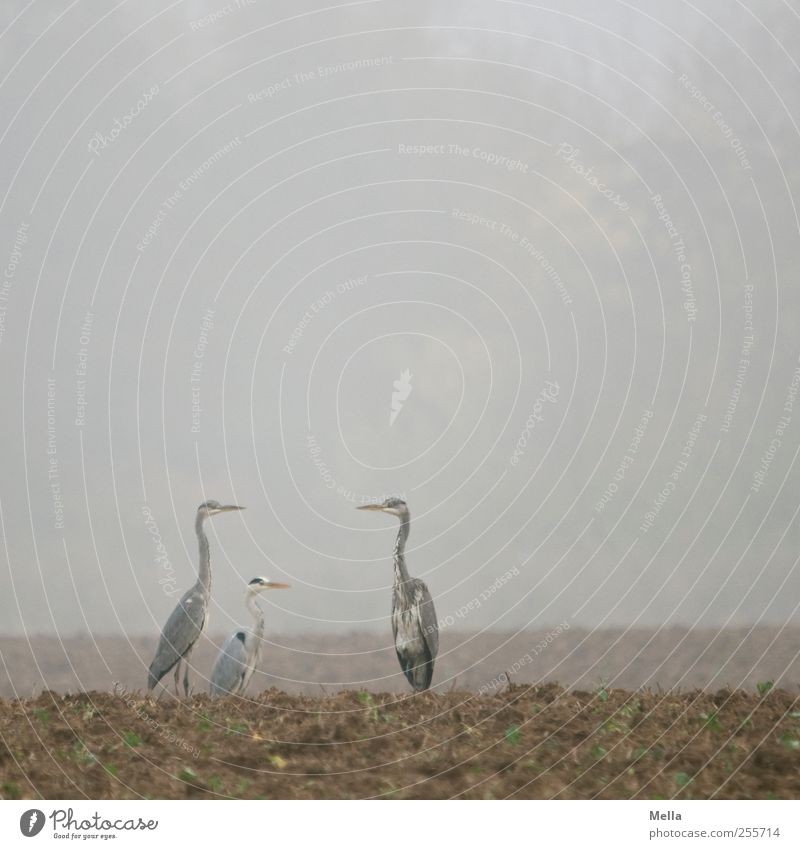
[182, 646, 194, 698]
[173, 658, 182, 697]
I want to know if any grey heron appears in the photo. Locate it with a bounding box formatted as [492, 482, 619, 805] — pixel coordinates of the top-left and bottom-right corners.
[209, 577, 290, 697]
[146, 500, 244, 697]
[358, 498, 438, 691]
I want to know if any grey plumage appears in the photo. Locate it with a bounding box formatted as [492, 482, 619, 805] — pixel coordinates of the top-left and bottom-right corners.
[393, 576, 439, 691]
[210, 630, 250, 697]
[358, 498, 438, 691]
[146, 583, 206, 695]
[146, 500, 243, 697]
[210, 577, 289, 697]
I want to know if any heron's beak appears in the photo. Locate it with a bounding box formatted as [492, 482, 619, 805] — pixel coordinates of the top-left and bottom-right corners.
[357, 504, 383, 511]
[221, 505, 245, 512]
[265, 582, 290, 589]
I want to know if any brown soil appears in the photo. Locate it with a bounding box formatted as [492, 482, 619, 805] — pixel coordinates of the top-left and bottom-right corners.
[0, 685, 798, 799]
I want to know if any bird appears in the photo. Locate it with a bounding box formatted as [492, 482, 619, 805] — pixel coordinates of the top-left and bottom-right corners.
[357, 497, 438, 691]
[209, 577, 290, 697]
[147, 500, 244, 697]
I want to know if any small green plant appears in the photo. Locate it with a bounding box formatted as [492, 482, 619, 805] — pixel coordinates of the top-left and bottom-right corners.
[225, 720, 248, 735]
[234, 777, 253, 795]
[207, 776, 224, 793]
[674, 771, 693, 788]
[756, 681, 774, 697]
[590, 745, 607, 760]
[504, 725, 522, 745]
[122, 731, 142, 748]
[779, 732, 800, 751]
[73, 741, 97, 766]
[177, 767, 198, 782]
[33, 708, 49, 724]
[600, 717, 628, 735]
[700, 711, 722, 732]
[596, 686, 609, 703]
[355, 691, 380, 721]
[197, 715, 212, 731]
[1, 781, 21, 799]
[102, 763, 118, 777]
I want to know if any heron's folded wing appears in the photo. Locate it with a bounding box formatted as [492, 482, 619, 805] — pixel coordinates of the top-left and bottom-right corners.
[413, 579, 439, 661]
[150, 589, 206, 678]
[210, 631, 248, 695]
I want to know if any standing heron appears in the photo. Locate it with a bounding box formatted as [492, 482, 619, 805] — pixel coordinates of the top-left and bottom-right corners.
[358, 498, 438, 691]
[209, 577, 290, 697]
[147, 500, 244, 697]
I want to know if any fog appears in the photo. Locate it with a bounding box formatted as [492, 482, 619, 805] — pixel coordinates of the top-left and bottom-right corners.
[0, 0, 798, 651]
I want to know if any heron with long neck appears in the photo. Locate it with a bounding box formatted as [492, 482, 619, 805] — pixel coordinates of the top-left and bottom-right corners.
[358, 498, 438, 691]
[147, 500, 243, 697]
[210, 577, 290, 697]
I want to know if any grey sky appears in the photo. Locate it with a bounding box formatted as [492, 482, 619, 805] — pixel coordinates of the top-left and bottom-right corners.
[0, 0, 798, 645]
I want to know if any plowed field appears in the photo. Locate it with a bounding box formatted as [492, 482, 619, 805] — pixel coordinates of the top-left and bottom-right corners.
[1, 685, 798, 799]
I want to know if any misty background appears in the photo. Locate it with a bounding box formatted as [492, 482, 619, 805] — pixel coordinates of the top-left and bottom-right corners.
[1, 0, 799, 692]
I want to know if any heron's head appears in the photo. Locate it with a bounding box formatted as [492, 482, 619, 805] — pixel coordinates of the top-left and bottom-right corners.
[357, 496, 408, 519]
[197, 500, 245, 517]
[247, 576, 290, 593]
